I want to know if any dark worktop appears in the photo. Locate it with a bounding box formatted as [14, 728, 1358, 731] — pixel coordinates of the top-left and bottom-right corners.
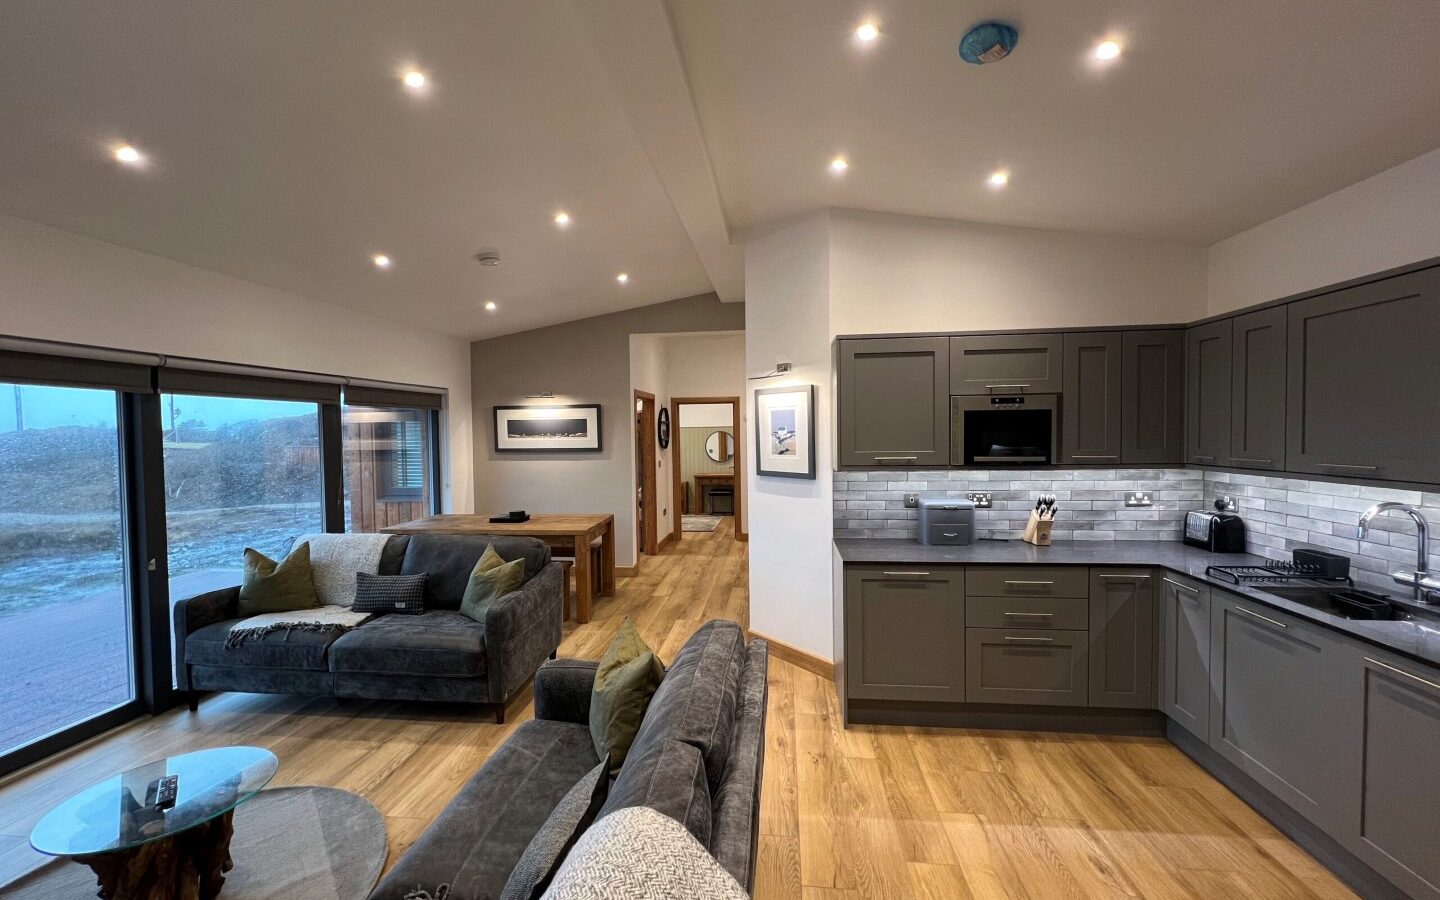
[834, 538, 1440, 669]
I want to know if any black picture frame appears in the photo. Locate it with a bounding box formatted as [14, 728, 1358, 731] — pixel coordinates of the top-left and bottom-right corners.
[493, 404, 603, 453]
[754, 385, 816, 479]
[657, 406, 671, 449]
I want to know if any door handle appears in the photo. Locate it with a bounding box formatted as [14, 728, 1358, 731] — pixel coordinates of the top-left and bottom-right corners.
[1004, 580, 1054, 586]
[1161, 577, 1199, 594]
[986, 384, 1031, 390]
[1365, 657, 1440, 692]
[1234, 605, 1287, 629]
[873, 456, 918, 462]
[1316, 463, 1378, 472]
[1099, 574, 1151, 580]
[882, 571, 931, 578]
[1191, 455, 1215, 463]
[1003, 612, 1054, 618]
[1003, 636, 1055, 643]
[1071, 455, 1119, 460]
[1229, 457, 1273, 466]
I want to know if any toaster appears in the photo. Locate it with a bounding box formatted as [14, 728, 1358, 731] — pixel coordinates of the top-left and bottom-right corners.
[1184, 510, 1246, 552]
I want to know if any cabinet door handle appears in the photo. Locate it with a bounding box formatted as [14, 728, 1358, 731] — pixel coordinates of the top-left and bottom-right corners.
[1004, 636, 1055, 643]
[1161, 577, 1199, 594]
[873, 456, 917, 462]
[882, 571, 931, 578]
[1099, 574, 1151, 580]
[1071, 455, 1119, 460]
[1229, 457, 1273, 465]
[941, 532, 959, 538]
[1191, 455, 1216, 463]
[1234, 605, 1288, 629]
[1365, 657, 1440, 692]
[1005, 580, 1054, 586]
[1316, 463, 1378, 472]
[1004, 611, 1054, 618]
[986, 384, 1030, 390]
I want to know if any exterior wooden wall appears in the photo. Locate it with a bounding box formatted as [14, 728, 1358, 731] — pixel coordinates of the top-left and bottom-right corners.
[345, 420, 430, 533]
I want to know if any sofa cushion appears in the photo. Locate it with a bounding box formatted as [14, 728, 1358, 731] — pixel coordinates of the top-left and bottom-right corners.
[597, 737, 712, 846]
[367, 719, 600, 900]
[238, 543, 321, 617]
[709, 639, 769, 891]
[589, 618, 665, 772]
[352, 572, 428, 615]
[185, 618, 339, 671]
[627, 619, 745, 793]
[500, 754, 610, 900]
[327, 611, 486, 677]
[544, 807, 747, 900]
[400, 534, 551, 610]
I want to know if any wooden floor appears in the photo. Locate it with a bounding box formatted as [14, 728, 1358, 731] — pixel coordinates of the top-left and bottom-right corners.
[0, 519, 1355, 898]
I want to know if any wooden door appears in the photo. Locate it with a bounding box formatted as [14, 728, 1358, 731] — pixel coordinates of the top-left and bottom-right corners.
[1088, 571, 1155, 709]
[1158, 574, 1211, 741]
[1185, 320, 1232, 466]
[1061, 332, 1123, 465]
[949, 334, 1064, 395]
[1121, 330, 1185, 464]
[844, 566, 966, 702]
[634, 391, 657, 556]
[1229, 306, 1287, 470]
[837, 337, 949, 467]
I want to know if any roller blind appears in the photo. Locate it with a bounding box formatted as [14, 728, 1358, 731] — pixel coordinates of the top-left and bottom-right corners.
[0, 349, 153, 393]
[157, 368, 341, 403]
[343, 384, 444, 410]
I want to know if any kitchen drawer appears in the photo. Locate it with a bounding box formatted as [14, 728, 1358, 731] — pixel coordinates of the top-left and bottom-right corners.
[965, 628, 1089, 706]
[965, 566, 1089, 599]
[966, 595, 1089, 631]
[926, 523, 974, 545]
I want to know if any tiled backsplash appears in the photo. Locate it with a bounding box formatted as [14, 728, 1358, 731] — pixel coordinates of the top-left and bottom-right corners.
[833, 468, 1203, 541]
[1203, 471, 1440, 593]
[834, 467, 1440, 593]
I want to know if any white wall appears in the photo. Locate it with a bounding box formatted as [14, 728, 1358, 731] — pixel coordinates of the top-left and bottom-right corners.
[1207, 148, 1440, 313]
[630, 333, 673, 544]
[0, 214, 474, 511]
[828, 209, 1208, 335]
[744, 212, 834, 658]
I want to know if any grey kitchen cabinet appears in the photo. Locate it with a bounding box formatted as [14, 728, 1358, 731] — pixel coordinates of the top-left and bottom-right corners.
[1228, 307, 1287, 471]
[949, 334, 1064, 395]
[843, 566, 965, 702]
[1344, 648, 1440, 898]
[1088, 571, 1155, 709]
[965, 628, 1088, 706]
[965, 566, 1090, 598]
[837, 337, 950, 467]
[1286, 267, 1440, 483]
[1208, 591, 1350, 832]
[1158, 573, 1211, 741]
[1121, 330, 1185, 464]
[1061, 332, 1123, 465]
[1185, 320, 1232, 466]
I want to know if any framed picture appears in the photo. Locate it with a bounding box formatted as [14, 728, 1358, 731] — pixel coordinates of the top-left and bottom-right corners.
[493, 404, 602, 452]
[754, 385, 815, 479]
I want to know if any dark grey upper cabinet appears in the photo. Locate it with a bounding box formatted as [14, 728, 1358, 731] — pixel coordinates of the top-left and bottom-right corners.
[1088, 571, 1155, 709]
[1121, 330, 1185, 464]
[837, 337, 949, 467]
[1061, 332, 1123, 465]
[1286, 268, 1440, 483]
[1158, 574, 1210, 741]
[949, 334, 1064, 395]
[1229, 307, 1287, 471]
[843, 566, 965, 702]
[1209, 592, 1350, 833]
[1185, 320, 1232, 466]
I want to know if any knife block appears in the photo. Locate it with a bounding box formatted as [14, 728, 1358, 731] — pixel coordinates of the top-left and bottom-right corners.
[1022, 510, 1053, 546]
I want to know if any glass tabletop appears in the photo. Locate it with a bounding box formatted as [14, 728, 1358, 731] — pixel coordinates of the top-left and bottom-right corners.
[30, 746, 278, 856]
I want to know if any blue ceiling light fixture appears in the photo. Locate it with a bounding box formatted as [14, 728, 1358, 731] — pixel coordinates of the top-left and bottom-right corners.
[959, 21, 1019, 65]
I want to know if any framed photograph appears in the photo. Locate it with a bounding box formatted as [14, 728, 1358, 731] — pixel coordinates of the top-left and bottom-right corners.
[754, 385, 815, 479]
[493, 404, 602, 452]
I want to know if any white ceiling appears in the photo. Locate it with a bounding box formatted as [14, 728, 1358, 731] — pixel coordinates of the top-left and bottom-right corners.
[669, 0, 1440, 243]
[0, 1, 716, 340]
[4, 1, 1440, 340]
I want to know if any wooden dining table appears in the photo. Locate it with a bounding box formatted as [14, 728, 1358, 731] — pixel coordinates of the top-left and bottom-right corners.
[382, 514, 616, 623]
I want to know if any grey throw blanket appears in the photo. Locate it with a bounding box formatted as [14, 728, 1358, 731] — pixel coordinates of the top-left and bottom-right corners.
[226, 606, 373, 648]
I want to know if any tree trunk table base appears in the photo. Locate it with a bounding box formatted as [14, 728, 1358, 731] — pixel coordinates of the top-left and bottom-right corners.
[75, 810, 235, 900]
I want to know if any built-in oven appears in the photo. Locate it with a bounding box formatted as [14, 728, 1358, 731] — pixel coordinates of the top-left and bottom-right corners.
[950, 394, 1059, 466]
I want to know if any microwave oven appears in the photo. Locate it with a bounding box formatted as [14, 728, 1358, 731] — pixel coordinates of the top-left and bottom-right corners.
[950, 394, 1058, 466]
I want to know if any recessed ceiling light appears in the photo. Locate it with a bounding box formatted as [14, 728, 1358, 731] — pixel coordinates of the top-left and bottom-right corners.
[829, 156, 849, 174]
[372, 254, 392, 269]
[1094, 40, 1122, 61]
[987, 170, 1009, 189]
[402, 69, 427, 90]
[113, 144, 143, 165]
[616, 273, 629, 285]
[484, 301, 497, 312]
[554, 211, 571, 227]
[854, 21, 880, 42]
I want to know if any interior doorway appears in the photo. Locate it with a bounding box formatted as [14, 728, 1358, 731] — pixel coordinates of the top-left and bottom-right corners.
[671, 397, 745, 540]
[634, 390, 658, 557]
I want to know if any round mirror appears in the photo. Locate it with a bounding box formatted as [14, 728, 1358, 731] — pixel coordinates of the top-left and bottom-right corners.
[704, 430, 735, 463]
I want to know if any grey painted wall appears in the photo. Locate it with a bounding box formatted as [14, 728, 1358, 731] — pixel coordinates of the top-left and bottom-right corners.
[471, 293, 744, 566]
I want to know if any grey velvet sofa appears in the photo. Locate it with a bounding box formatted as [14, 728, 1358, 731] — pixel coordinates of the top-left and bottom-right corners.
[173, 533, 564, 722]
[370, 619, 770, 899]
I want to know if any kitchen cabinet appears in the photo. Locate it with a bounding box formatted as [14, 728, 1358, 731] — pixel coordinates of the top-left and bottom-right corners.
[965, 628, 1088, 706]
[1158, 574, 1211, 741]
[1185, 320, 1232, 466]
[1121, 330, 1185, 464]
[837, 337, 950, 467]
[1286, 267, 1440, 483]
[965, 565, 1090, 598]
[1088, 571, 1155, 709]
[842, 566, 965, 702]
[1344, 649, 1440, 898]
[1061, 332, 1123, 465]
[1228, 307, 1287, 471]
[950, 334, 1064, 395]
[1208, 591, 1350, 832]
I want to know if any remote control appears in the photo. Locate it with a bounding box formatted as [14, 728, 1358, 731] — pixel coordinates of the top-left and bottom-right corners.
[154, 775, 179, 810]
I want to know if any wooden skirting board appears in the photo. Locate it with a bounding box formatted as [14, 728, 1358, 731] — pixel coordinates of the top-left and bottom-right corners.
[656, 530, 675, 553]
[614, 564, 640, 578]
[746, 629, 834, 680]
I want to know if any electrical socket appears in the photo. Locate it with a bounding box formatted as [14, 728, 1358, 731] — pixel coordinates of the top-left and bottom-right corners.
[1124, 491, 1154, 507]
[903, 493, 919, 508]
[966, 492, 993, 508]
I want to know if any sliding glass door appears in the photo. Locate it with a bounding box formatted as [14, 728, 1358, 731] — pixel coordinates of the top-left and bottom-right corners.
[342, 404, 437, 531]
[0, 383, 135, 760]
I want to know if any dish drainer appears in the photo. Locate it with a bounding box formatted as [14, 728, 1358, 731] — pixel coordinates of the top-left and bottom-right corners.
[1204, 562, 1353, 587]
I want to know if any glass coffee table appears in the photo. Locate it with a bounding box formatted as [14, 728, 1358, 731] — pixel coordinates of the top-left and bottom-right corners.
[30, 746, 278, 899]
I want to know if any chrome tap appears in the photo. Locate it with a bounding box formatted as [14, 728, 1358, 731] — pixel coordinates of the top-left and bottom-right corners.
[1357, 502, 1439, 604]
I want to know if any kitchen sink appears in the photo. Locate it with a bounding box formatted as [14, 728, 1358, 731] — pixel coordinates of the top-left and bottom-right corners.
[1260, 586, 1421, 621]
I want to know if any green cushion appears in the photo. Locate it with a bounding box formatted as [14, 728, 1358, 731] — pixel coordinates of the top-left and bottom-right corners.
[237, 542, 321, 617]
[459, 545, 526, 622]
[589, 618, 665, 773]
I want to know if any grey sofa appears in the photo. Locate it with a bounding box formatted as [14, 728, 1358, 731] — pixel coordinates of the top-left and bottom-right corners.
[173, 533, 564, 722]
[370, 619, 769, 899]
